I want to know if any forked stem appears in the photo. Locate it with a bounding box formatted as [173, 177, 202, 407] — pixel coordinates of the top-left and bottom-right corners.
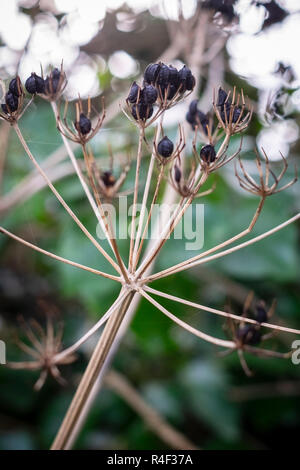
[51, 289, 135, 450]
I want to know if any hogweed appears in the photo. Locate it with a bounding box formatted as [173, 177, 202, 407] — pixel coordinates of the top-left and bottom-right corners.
[0, 61, 299, 450]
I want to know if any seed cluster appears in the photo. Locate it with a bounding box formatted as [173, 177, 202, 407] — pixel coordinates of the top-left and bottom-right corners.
[157, 136, 174, 158]
[217, 87, 241, 124]
[237, 302, 268, 346]
[25, 73, 45, 95]
[127, 62, 195, 121]
[1, 77, 23, 115]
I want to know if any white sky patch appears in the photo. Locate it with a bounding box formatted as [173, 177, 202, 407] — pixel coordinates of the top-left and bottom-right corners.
[257, 120, 299, 161]
[227, 13, 300, 88]
[65, 63, 100, 100]
[108, 51, 138, 79]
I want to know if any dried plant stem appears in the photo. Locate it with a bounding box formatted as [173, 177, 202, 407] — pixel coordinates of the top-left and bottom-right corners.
[13, 123, 121, 275]
[135, 164, 164, 267]
[137, 171, 209, 278]
[143, 286, 300, 335]
[81, 145, 130, 283]
[150, 212, 300, 277]
[145, 196, 266, 282]
[51, 102, 114, 248]
[55, 290, 128, 362]
[0, 226, 121, 283]
[105, 370, 199, 450]
[132, 153, 156, 269]
[0, 121, 10, 193]
[51, 289, 135, 450]
[129, 129, 144, 272]
[139, 289, 235, 348]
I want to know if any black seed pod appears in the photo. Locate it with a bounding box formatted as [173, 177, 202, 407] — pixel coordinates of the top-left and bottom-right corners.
[5, 92, 18, 112]
[144, 63, 161, 84]
[167, 85, 177, 100]
[178, 65, 194, 91]
[168, 65, 180, 87]
[75, 113, 91, 135]
[101, 171, 116, 187]
[174, 165, 181, 183]
[185, 73, 195, 91]
[186, 111, 195, 125]
[255, 303, 268, 323]
[157, 64, 170, 87]
[237, 325, 261, 346]
[200, 144, 216, 163]
[157, 136, 174, 158]
[217, 87, 228, 107]
[25, 73, 45, 94]
[45, 68, 61, 94]
[9, 77, 21, 97]
[232, 107, 241, 123]
[131, 103, 153, 120]
[142, 84, 158, 105]
[127, 81, 140, 103]
[189, 99, 198, 116]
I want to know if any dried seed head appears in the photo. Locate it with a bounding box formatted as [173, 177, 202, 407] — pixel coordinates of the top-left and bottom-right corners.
[157, 136, 174, 158]
[25, 73, 45, 94]
[101, 170, 116, 187]
[75, 113, 92, 135]
[127, 81, 140, 103]
[200, 144, 216, 163]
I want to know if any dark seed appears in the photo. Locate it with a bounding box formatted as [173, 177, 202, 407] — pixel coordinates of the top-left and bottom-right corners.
[75, 113, 91, 135]
[167, 85, 177, 100]
[237, 325, 261, 346]
[9, 77, 21, 97]
[144, 63, 161, 84]
[5, 92, 18, 112]
[217, 87, 228, 107]
[168, 65, 180, 87]
[189, 99, 198, 116]
[174, 165, 181, 183]
[101, 171, 116, 187]
[186, 74, 195, 91]
[255, 304, 268, 323]
[200, 144, 216, 163]
[25, 73, 45, 94]
[157, 136, 174, 158]
[127, 81, 140, 103]
[178, 65, 194, 91]
[52, 68, 61, 79]
[131, 103, 153, 120]
[157, 64, 170, 87]
[142, 84, 158, 105]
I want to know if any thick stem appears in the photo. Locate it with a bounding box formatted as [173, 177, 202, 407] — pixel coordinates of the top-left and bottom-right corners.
[51, 289, 135, 450]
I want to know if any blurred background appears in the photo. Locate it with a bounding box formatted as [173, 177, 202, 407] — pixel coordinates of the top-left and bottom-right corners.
[0, 0, 300, 450]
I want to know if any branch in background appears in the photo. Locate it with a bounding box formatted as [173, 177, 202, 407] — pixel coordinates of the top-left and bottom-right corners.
[105, 370, 199, 450]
